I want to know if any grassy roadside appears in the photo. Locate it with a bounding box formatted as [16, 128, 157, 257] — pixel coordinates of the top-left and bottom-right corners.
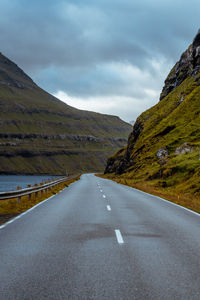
[0, 175, 80, 225]
[97, 174, 200, 214]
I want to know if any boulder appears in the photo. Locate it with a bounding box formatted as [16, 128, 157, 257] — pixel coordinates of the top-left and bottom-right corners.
[156, 148, 168, 159]
[175, 143, 192, 154]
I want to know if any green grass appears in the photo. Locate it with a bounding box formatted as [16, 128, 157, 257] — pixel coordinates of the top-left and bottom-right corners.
[105, 72, 200, 212]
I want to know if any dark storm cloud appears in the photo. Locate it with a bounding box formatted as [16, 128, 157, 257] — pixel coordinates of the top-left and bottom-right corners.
[0, 0, 200, 118]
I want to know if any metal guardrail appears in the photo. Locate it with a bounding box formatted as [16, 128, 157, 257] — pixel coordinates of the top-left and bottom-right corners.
[0, 176, 76, 202]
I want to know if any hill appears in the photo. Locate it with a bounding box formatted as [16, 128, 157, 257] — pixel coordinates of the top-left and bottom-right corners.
[104, 30, 200, 212]
[0, 52, 132, 175]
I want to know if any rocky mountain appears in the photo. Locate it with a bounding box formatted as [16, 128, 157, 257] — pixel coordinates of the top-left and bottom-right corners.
[0, 52, 132, 174]
[105, 30, 200, 209]
[129, 120, 135, 126]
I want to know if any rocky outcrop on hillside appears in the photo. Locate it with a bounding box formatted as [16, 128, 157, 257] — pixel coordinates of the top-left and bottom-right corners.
[175, 143, 193, 155]
[105, 119, 143, 174]
[160, 29, 200, 100]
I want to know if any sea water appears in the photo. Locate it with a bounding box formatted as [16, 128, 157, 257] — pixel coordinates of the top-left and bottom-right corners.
[0, 175, 60, 192]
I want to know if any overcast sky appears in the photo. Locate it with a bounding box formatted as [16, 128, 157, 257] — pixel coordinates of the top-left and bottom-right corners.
[0, 0, 199, 122]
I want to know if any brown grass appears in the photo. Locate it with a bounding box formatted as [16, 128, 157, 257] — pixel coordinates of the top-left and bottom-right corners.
[0, 175, 80, 225]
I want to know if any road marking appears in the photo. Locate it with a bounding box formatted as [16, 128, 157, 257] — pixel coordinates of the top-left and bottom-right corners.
[107, 205, 111, 211]
[0, 194, 55, 230]
[100, 189, 103, 192]
[115, 229, 124, 244]
[0, 180, 80, 231]
[5, 219, 17, 225]
[129, 186, 200, 217]
[103, 194, 106, 198]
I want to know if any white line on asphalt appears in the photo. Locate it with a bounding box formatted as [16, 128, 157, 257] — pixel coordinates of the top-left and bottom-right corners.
[127, 186, 200, 217]
[115, 229, 124, 244]
[0, 179, 81, 231]
[107, 205, 111, 211]
[0, 194, 55, 230]
[103, 194, 106, 198]
[100, 190, 103, 192]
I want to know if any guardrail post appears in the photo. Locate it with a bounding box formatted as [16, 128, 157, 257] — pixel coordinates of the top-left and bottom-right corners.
[40, 183, 43, 197]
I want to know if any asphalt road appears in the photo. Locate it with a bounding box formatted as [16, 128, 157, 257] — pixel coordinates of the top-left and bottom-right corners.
[0, 174, 200, 300]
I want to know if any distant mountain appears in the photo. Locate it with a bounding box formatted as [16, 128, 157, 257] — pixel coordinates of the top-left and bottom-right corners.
[0, 52, 132, 175]
[129, 120, 135, 126]
[105, 30, 200, 206]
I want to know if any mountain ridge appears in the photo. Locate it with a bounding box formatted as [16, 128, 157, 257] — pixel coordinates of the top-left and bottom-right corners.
[0, 52, 132, 175]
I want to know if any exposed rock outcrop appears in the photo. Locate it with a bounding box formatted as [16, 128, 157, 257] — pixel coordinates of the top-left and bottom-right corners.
[104, 120, 143, 174]
[175, 143, 193, 154]
[156, 148, 168, 159]
[160, 29, 200, 100]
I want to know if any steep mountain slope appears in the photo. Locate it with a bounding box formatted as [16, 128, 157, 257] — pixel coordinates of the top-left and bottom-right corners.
[0, 52, 131, 174]
[105, 30, 200, 210]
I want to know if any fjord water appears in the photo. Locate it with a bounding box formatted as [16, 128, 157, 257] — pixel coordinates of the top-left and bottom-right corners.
[0, 175, 59, 192]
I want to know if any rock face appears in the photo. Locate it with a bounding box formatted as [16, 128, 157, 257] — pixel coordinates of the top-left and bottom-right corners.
[156, 148, 168, 159]
[0, 52, 132, 174]
[104, 120, 143, 174]
[175, 143, 192, 155]
[104, 28, 200, 192]
[160, 30, 200, 100]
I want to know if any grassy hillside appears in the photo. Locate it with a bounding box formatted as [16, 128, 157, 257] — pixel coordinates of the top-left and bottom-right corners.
[0, 52, 132, 174]
[104, 30, 200, 212]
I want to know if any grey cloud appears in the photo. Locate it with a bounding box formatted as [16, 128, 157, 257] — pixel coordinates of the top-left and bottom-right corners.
[0, 0, 199, 101]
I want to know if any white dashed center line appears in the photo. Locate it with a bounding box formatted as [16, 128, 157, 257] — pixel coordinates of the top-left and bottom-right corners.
[107, 205, 111, 211]
[115, 229, 124, 244]
[100, 190, 103, 193]
[103, 195, 106, 198]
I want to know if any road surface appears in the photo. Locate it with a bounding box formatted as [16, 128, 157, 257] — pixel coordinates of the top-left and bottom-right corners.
[0, 174, 200, 299]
